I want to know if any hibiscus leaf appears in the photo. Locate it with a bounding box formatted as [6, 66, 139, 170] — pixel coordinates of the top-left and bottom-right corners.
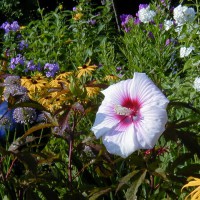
[88, 187, 112, 200]
[15, 151, 38, 175]
[115, 170, 139, 194]
[167, 152, 193, 172]
[125, 170, 147, 199]
[176, 131, 200, 157]
[177, 164, 200, 176]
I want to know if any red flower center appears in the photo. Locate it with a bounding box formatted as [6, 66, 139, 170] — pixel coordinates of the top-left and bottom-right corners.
[114, 97, 142, 126]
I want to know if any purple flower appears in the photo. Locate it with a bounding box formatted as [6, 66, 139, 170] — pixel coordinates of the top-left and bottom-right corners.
[44, 63, 59, 77]
[133, 17, 140, 25]
[10, 21, 20, 31]
[116, 66, 122, 72]
[139, 4, 149, 10]
[0, 22, 11, 33]
[88, 19, 96, 25]
[15, 54, 25, 65]
[73, 7, 76, 11]
[148, 32, 154, 39]
[159, 23, 163, 29]
[160, 0, 166, 6]
[0, 21, 20, 34]
[165, 39, 171, 46]
[26, 60, 37, 71]
[9, 54, 25, 69]
[120, 14, 133, 32]
[18, 40, 28, 50]
[120, 14, 133, 26]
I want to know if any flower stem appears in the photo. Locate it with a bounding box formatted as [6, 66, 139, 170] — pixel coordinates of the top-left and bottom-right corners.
[68, 133, 73, 191]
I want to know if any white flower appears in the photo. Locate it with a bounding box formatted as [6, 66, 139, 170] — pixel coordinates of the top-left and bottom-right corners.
[173, 5, 196, 26]
[164, 20, 174, 31]
[91, 73, 169, 158]
[180, 46, 195, 58]
[138, 6, 156, 23]
[194, 77, 200, 91]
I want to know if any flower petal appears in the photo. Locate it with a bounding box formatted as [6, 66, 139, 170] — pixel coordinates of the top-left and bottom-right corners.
[102, 123, 140, 158]
[136, 106, 168, 148]
[130, 73, 169, 108]
[91, 101, 120, 139]
[102, 79, 132, 105]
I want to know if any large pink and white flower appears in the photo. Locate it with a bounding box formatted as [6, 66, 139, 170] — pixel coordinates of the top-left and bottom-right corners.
[91, 73, 169, 158]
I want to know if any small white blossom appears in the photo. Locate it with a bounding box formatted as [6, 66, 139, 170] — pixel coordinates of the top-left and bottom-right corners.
[138, 6, 156, 23]
[180, 46, 195, 58]
[164, 20, 174, 31]
[193, 77, 200, 91]
[173, 5, 196, 26]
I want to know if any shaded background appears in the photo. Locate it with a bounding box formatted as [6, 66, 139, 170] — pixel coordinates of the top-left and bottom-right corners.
[0, 0, 184, 26]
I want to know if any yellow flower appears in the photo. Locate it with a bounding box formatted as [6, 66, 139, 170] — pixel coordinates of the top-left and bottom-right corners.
[58, 4, 63, 10]
[20, 26, 26, 30]
[21, 73, 48, 93]
[55, 72, 73, 80]
[73, 13, 83, 20]
[86, 86, 100, 97]
[104, 74, 119, 82]
[39, 92, 69, 112]
[77, 60, 97, 78]
[182, 177, 200, 200]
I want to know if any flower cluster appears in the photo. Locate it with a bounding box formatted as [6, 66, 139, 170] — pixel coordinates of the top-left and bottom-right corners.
[136, 4, 156, 23]
[44, 63, 60, 77]
[0, 21, 20, 34]
[173, 5, 196, 26]
[9, 54, 25, 69]
[120, 14, 133, 32]
[25, 60, 41, 72]
[18, 40, 28, 51]
[13, 107, 37, 124]
[180, 46, 195, 58]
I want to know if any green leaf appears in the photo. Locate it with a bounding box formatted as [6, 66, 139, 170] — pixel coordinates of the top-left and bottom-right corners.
[125, 170, 147, 200]
[16, 151, 38, 175]
[22, 123, 55, 139]
[89, 187, 112, 200]
[115, 170, 139, 194]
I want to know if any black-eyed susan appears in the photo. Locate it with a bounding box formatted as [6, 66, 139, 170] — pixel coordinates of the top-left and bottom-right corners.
[21, 73, 48, 94]
[77, 60, 97, 78]
[104, 74, 119, 82]
[39, 92, 68, 112]
[86, 86, 101, 98]
[182, 177, 200, 200]
[48, 73, 72, 92]
[56, 72, 73, 80]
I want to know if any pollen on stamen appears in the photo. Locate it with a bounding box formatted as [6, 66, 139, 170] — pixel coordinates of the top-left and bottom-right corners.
[114, 105, 132, 116]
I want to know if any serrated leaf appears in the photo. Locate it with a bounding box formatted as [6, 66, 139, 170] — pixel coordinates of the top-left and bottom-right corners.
[89, 187, 112, 200]
[153, 168, 168, 181]
[116, 170, 139, 194]
[125, 170, 147, 200]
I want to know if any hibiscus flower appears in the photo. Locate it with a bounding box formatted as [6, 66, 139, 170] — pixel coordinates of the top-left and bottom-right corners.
[91, 72, 169, 158]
